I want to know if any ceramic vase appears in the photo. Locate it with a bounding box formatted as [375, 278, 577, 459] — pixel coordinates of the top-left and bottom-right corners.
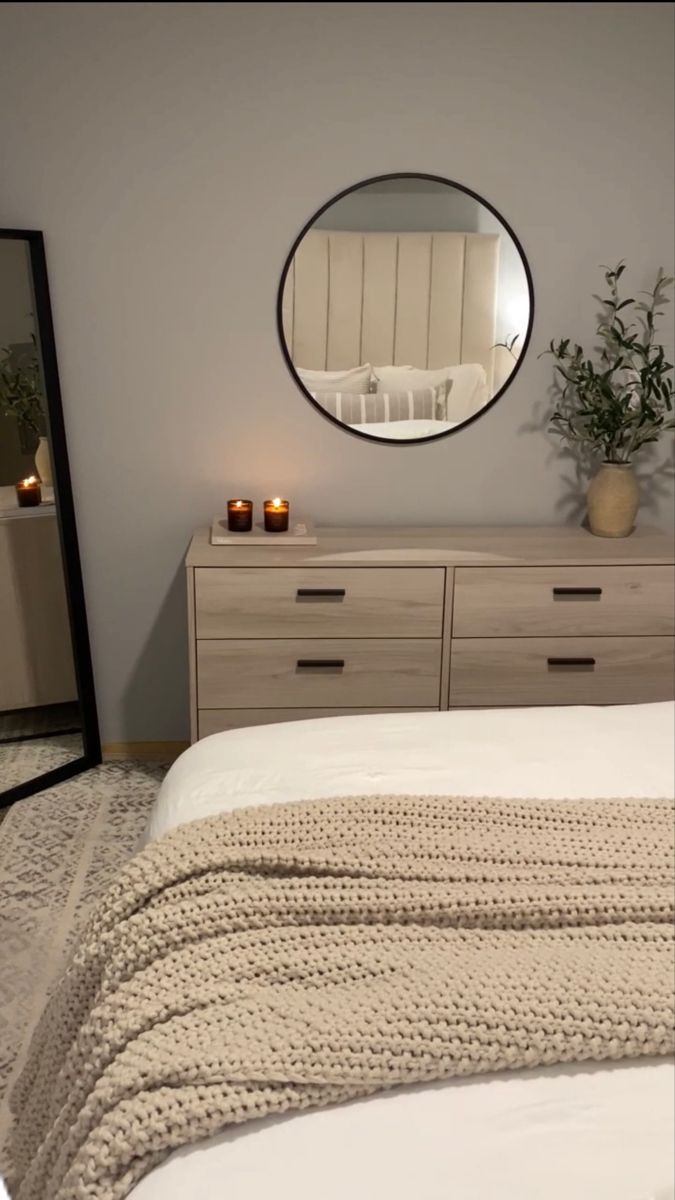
[34, 436, 53, 487]
[586, 462, 639, 538]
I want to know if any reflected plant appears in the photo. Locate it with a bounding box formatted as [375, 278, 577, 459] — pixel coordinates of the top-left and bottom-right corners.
[492, 332, 521, 359]
[541, 263, 674, 464]
[0, 343, 44, 439]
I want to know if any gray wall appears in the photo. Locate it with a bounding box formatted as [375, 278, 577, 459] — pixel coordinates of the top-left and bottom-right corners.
[0, 240, 34, 347]
[0, 1, 672, 742]
[313, 184, 482, 232]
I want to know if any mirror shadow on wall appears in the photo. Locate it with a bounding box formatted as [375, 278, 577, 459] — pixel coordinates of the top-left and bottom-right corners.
[279, 173, 534, 444]
[0, 230, 100, 806]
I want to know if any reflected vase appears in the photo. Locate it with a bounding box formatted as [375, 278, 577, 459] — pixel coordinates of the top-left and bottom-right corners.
[34, 436, 53, 486]
[586, 462, 639, 538]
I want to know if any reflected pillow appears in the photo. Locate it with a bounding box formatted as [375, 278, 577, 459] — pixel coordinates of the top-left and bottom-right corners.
[309, 382, 451, 425]
[373, 364, 489, 423]
[297, 363, 373, 394]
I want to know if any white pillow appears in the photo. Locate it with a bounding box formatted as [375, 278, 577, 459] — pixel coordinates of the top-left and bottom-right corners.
[374, 365, 432, 390]
[374, 364, 489, 423]
[297, 363, 373, 394]
[309, 382, 450, 424]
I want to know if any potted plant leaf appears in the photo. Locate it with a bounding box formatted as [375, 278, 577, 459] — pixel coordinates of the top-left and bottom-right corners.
[0, 343, 51, 483]
[543, 263, 674, 536]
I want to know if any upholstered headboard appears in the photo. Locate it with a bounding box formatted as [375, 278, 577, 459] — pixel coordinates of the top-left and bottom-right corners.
[281, 229, 499, 389]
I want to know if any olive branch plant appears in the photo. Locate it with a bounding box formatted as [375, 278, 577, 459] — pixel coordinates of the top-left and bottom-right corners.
[493, 332, 522, 359]
[540, 263, 674, 465]
[0, 339, 45, 442]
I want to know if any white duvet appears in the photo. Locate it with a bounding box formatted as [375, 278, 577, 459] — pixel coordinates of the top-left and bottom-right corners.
[135, 704, 675, 1200]
[349, 417, 457, 438]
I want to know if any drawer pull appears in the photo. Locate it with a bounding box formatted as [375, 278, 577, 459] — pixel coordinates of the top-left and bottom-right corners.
[296, 658, 345, 670]
[547, 656, 596, 668]
[552, 587, 602, 596]
[296, 588, 346, 598]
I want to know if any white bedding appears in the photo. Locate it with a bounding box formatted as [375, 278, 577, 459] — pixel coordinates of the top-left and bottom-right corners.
[373, 362, 491, 422]
[349, 417, 457, 438]
[136, 704, 675, 1200]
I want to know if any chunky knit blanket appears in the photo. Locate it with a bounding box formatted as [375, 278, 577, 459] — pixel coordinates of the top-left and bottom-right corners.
[9, 793, 675, 1200]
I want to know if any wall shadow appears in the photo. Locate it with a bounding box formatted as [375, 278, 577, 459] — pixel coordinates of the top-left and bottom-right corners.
[120, 554, 190, 742]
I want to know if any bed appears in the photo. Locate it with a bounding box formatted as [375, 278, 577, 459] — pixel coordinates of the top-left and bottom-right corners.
[130, 703, 675, 1200]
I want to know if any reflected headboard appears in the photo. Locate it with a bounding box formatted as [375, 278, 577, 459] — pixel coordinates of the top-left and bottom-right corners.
[281, 229, 499, 389]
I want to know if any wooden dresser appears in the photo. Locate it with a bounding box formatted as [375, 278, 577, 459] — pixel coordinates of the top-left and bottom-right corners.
[186, 525, 675, 742]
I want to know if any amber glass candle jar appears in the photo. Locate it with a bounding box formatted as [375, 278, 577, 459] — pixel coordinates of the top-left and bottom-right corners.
[227, 499, 253, 532]
[263, 498, 290, 532]
[15, 476, 42, 507]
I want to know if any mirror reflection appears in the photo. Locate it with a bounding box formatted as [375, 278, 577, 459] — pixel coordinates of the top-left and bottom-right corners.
[0, 237, 83, 792]
[280, 175, 533, 442]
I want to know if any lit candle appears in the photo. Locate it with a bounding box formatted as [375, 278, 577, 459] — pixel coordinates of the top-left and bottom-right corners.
[227, 499, 253, 532]
[263, 497, 290, 533]
[15, 476, 42, 508]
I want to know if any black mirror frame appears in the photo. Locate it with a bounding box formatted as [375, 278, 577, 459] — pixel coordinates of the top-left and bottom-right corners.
[0, 229, 101, 807]
[276, 172, 535, 446]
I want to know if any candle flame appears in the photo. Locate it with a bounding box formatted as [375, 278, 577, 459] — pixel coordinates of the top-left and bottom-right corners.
[272, 497, 282, 507]
[20, 476, 38, 486]
[234, 501, 243, 508]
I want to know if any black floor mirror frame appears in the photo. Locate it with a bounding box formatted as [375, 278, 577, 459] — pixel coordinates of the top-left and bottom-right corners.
[1, 229, 101, 807]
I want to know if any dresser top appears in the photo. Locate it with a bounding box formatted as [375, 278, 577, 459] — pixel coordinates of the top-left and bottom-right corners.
[0, 484, 56, 523]
[186, 525, 675, 568]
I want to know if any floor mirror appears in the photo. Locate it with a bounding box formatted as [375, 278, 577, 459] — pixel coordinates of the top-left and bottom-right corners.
[0, 229, 100, 806]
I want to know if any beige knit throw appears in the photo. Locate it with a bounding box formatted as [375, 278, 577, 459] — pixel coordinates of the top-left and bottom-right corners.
[8, 793, 675, 1200]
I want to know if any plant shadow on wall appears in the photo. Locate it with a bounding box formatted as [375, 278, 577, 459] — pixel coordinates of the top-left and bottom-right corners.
[521, 263, 674, 536]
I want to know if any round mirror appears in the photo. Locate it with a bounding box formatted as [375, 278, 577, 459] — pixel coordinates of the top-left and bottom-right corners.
[278, 173, 534, 444]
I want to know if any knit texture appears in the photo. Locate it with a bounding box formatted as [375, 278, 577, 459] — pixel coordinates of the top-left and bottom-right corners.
[8, 793, 675, 1200]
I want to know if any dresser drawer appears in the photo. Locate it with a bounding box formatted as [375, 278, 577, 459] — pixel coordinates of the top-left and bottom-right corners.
[194, 567, 444, 638]
[198, 707, 435, 738]
[197, 639, 442, 708]
[452, 566, 675, 637]
[449, 636, 675, 707]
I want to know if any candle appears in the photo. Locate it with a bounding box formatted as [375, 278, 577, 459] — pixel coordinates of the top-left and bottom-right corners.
[263, 497, 290, 533]
[15, 476, 42, 508]
[227, 499, 253, 532]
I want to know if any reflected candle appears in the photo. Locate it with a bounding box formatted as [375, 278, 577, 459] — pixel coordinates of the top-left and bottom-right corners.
[15, 476, 42, 507]
[227, 499, 253, 532]
[263, 497, 290, 533]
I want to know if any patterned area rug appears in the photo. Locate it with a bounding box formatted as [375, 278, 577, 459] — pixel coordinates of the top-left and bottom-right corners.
[0, 761, 167, 1173]
[0, 733, 84, 792]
